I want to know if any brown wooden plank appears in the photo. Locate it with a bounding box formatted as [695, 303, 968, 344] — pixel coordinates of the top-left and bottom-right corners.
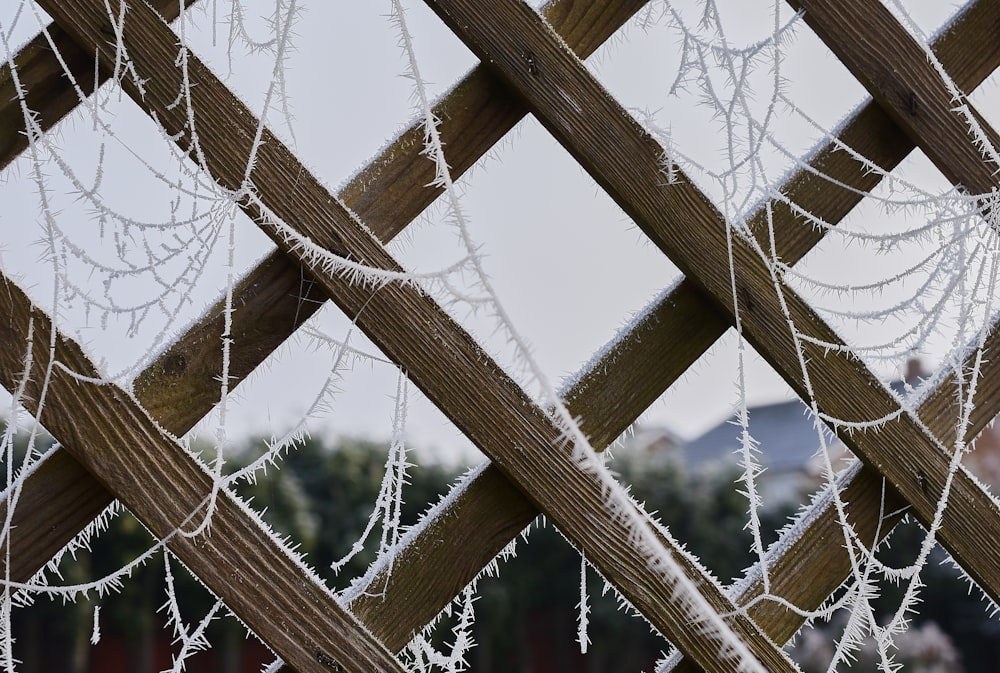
[789, 0, 1000, 197]
[0, 277, 405, 673]
[11, 2, 996, 664]
[0, 0, 645, 588]
[422, 0, 1000, 609]
[351, 0, 1000, 658]
[36, 1, 792, 670]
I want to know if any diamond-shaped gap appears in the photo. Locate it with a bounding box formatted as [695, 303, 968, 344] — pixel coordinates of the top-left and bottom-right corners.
[186, 295, 489, 466]
[0, 88, 276, 385]
[168, 0, 477, 188]
[788, 145, 993, 382]
[965, 47, 1000, 156]
[587, 0, 869, 223]
[0, 2, 52, 58]
[389, 112, 680, 449]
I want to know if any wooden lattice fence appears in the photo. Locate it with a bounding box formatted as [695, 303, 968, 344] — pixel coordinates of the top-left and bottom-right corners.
[2, 0, 1000, 671]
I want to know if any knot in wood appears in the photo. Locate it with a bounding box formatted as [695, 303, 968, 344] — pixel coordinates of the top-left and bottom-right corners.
[160, 352, 187, 378]
[315, 650, 342, 670]
[735, 283, 756, 315]
[521, 49, 539, 76]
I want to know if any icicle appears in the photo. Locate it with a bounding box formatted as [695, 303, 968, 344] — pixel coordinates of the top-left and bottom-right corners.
[577, 555, 591, 654]
[90, 605, 101, 645]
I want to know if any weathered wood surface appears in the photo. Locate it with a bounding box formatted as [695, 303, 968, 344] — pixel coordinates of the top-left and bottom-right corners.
[36, 1, 797, 670]
[0, 279, 406, 673]
[7, 0, 1000, 668]
[423, 0, 1000, 610]
[0, 0, 644, 590]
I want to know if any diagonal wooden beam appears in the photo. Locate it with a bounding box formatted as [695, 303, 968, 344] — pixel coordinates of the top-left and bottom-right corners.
[422, 0, 1000, 613]
[35, 1, 790, 671]
[7, 0, 1000, 662]
[0, 279, 406, 673]
[0, 0, 645, 590]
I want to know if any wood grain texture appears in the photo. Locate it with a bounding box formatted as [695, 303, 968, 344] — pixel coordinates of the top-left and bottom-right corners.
[789, 0, 1000, 197]
[34, 1, 792, 670]
[0, 0, 644, 592]
[8, 0, 1000, 667]
[422, 0, 1000, 612]
[0, 277, 406, 673]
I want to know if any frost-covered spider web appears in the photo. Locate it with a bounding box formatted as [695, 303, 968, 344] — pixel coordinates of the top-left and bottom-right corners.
[1, 0, 1000, 672]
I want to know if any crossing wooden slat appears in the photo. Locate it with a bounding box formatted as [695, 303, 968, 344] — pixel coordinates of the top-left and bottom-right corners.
[36, 1, 790, 670]
[0, 0, 645, 590]
[6, 0, 1000, 667]
[0, 278, 406, 673]
[3, 2, 995, 660]
[790, 0, 1000, 197]
[668, 328, 1000, 672]
[422, 0, 1000, 610]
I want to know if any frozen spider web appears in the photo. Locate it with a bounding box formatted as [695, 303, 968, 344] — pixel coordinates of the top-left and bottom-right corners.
[0, 1, 998, 673]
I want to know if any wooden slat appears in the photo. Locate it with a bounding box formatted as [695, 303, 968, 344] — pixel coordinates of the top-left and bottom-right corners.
[0, 0, 645, 586]
[422, 0, 1000, 609]
[0, 278, 405, 673]
[35, 1, 795, 670]
[11, 0, 1000, 666]
[790, 0, 1000, 197]
[7, 3, 992, 660]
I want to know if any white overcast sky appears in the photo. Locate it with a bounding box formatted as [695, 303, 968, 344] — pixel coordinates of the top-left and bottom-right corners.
[0, 1, 987, 464]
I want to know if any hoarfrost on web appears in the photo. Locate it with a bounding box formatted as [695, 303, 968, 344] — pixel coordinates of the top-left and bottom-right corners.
[2, 0, 1000, 671]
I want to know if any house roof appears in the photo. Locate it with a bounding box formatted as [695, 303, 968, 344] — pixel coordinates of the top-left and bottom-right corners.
[682, 378, 914, 473]
[683, 398, 837, 473]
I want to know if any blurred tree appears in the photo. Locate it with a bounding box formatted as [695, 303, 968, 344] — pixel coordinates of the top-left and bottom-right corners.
[3, 422, 997, 673]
